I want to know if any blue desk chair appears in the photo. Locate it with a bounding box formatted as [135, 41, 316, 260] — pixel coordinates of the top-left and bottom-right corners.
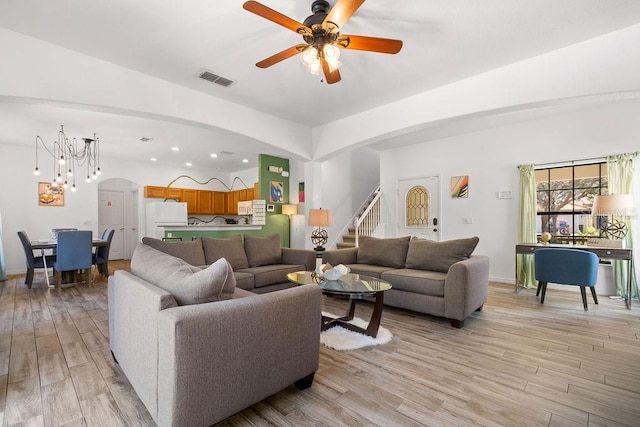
[93, 229, 115, 277]
[17, 230, 56, 288]
[534, 248, 599, 311]
[52, 230, 93, 291]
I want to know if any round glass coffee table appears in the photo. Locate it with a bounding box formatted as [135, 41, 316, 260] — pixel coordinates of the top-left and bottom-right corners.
[287, 271, 392, 338]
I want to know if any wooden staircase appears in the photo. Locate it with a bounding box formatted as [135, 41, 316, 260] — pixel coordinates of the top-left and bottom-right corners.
[336, 186, 381, 249]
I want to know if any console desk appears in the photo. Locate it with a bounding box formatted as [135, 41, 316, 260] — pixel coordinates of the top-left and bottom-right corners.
[515, 243, 634, 309]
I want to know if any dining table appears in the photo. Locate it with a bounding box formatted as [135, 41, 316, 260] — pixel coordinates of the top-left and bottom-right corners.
[30, 238, 107, 287]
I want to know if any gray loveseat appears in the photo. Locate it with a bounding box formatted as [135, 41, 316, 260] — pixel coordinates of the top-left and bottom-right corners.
[142, 233, 316, 293]
[109, 241, 322, 426]
[323, 236, 489, 328]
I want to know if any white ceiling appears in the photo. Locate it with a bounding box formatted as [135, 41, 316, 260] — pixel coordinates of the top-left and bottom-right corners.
[2, 0, 640, 171]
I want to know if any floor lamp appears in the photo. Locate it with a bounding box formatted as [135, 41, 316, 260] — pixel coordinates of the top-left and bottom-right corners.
[308, 208, 332, 252]
[282, 204, 297, 247]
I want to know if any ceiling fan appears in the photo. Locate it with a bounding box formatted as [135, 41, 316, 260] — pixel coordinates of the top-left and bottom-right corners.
[243, 0, 403, 84]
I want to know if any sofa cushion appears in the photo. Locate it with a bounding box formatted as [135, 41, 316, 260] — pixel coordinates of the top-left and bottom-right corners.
[405, 236, 480, 273]
[357, 236, 411, 268]
[345, 264, 398, 279]
[141, 237, 206, 267]
[238, 264, 305, 288]
[202, 235, 249, 270]
[131, 243, 235, 305]
[233, 271, 255, 291]
[381, 269, 447, 297]
[244, 233, 282, 267]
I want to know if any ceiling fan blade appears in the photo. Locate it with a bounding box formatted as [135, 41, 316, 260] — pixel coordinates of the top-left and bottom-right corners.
[338, 35, 403, 54]
[243, 1, 311, 35]
[321, 58, 341, 84]
[256, 44, 307, 68]
[323, 0, 365, 31]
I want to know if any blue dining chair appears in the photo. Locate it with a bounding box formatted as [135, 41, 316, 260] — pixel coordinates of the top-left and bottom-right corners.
[93, 229, 115, 277]
[534, 248, 599, 311]
[52, 230, 93, 290]
[17, 230, 56, 288]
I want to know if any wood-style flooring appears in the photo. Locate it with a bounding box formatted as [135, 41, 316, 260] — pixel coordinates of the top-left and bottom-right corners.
[1, 260, 639, 426]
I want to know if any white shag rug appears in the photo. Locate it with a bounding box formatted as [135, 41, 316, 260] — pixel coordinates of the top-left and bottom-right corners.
[320, 312, 393, 351]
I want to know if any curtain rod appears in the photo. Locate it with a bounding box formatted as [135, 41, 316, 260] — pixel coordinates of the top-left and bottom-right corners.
[518, 152, 639, 169]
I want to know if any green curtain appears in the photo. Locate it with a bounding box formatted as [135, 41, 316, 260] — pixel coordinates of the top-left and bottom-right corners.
[517, 164, 537, 288]
[0, 211, 6, 281]
[607, 153, 638, 299]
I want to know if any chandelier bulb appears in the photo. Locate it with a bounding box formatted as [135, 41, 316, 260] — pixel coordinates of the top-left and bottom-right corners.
[59, 156, 65, 165]
[63, 182, 68, 189]
[86, 176, 92, 183]
[51, 181, 58, 188]
[67, 169, 73, 177]
[34, 167, 40, 176]
[56, 174, 63, 183]
[96, 168, 102, 176]
[71, 185, 77, 192]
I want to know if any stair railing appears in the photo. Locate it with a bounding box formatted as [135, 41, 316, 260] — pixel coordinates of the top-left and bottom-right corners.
[354, 186, 382, 247]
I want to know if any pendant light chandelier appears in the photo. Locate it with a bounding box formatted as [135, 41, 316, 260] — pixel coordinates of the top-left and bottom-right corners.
[33, 125, 102, 192]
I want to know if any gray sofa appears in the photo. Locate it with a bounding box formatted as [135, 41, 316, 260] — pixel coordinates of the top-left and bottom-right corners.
[109, 242, 322, 426]
[322, 236, 489, 328]
[142, 233, 316, 293]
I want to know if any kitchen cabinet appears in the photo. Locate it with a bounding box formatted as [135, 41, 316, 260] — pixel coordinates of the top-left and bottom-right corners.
[144, 186, 166, 198]
[239, 189, 248, 202]
[212, 192, 225, 215]
[166, 187, 183, 200]
[197, 190, 213, 214]
[182, 189, 198, 214]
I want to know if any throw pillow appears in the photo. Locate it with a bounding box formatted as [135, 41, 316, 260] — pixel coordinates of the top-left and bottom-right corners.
[131, 243, 235, 305]
[244, 233, 282, 267]
[405, 236, 480, 273]
[357, 236, 411, 268]
[141, 237, 206, 266]
[202, 235, 249, 270]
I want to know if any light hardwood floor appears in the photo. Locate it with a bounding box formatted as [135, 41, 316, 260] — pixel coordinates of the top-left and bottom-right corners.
[1, 261, 639, 426]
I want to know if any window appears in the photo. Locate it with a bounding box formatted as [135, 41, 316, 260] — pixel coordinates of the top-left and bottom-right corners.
[535, 163, 607, 244]
[406, 185, 429, 226]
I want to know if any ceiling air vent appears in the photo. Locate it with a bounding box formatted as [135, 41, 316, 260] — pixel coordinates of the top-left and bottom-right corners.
[199, 71, 234, 87]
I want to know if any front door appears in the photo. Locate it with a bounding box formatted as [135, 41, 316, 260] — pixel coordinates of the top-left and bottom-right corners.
[397, 176, 440, 241]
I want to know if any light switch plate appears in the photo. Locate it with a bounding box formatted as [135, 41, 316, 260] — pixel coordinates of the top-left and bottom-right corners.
[497, 190, 512, 199]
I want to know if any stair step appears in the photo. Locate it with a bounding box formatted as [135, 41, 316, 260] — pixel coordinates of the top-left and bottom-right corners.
[336, 242, 355, 249]
[342, 235, 355, 242]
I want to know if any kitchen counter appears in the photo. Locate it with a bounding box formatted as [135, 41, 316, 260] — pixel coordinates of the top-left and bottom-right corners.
[164, 224, 262, 231]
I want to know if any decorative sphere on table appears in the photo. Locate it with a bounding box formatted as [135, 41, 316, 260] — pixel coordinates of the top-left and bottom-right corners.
[540, 232, 552, 244]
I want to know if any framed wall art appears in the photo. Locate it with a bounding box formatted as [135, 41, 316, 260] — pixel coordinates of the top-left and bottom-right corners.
[38, 182, 64, 206]
[450, 176, 469, 198]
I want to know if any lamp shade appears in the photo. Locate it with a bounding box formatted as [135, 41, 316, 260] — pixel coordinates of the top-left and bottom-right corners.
[282, 204, 297, 216]
[592, 194, 634, 215]
[308, 209, 332, 227]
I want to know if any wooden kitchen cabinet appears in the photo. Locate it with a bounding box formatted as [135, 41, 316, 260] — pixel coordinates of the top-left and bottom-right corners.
[239, 189, 248, 202]
[212, 192, 225, 215]
[197, 190, 213, 214]
[165, 187, 183, 200]
[144, 186, 166, 198]
[182, 189, 198, 214]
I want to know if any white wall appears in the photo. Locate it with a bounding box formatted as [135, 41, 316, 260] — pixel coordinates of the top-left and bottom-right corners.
[320, 147, 380, 249]
[380, 98, 640, 284]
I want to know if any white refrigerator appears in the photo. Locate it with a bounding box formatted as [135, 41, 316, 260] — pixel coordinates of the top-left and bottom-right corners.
[145, 202, 188, 239]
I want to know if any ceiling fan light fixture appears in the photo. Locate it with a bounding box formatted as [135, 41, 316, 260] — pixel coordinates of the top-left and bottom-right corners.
[300, 46, 319, 66]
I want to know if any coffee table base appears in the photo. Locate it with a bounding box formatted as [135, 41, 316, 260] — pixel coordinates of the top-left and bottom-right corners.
[322, 291, 384, 338]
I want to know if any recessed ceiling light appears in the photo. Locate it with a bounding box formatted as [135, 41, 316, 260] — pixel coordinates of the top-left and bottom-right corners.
[210, 153, 218, 158]
[150, 157, 158, 162]
[171, 147, 180, 151]
[186, 162, 192, 167]
[242, 159, 249, 163]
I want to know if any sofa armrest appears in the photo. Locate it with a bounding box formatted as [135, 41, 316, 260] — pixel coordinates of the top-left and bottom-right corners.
[157, 284, 322, 427]
[282, 247, 317, 271]
[108, 270, 178, 419]
[443, 255, 490, 322]
[322, 248, 358, 265]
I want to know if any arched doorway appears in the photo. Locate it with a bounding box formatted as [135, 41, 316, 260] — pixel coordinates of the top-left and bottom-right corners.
[97, 178, 139, 260]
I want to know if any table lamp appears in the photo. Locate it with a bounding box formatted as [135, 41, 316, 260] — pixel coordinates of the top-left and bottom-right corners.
[308, 208, 332, 251]
[591, 194, 634, 239]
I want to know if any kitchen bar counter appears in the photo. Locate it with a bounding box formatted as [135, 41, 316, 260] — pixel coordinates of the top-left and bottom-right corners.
[165, 224, 262, 231]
